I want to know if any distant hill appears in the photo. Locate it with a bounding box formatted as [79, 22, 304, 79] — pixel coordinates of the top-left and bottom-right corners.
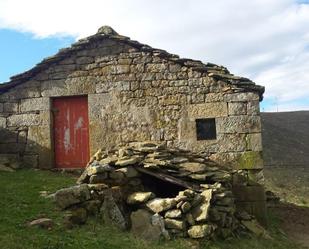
[261, 111, 309, 167]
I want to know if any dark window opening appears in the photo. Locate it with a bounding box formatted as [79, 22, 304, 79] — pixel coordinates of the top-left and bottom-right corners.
[196, 118, 217, 140]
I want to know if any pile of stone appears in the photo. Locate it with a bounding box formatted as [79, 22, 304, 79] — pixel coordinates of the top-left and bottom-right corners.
[53, 142, 260, 240]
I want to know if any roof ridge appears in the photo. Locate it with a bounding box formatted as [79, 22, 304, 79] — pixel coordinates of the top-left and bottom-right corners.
[0, 26, 264, 99]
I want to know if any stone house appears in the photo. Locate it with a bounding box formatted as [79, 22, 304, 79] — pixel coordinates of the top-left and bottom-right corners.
[0, 26, 264, 172]
[0, 26, 266, 222]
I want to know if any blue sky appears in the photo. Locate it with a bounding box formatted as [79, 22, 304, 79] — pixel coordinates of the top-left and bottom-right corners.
[0, 0, 308, 112]
[0, 29, 74, 83]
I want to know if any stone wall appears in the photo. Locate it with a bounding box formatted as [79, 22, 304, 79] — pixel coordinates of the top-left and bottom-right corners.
[0, 36, 263, 172]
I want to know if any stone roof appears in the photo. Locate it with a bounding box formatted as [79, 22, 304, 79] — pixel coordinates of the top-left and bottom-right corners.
[0, 26, 265, 99]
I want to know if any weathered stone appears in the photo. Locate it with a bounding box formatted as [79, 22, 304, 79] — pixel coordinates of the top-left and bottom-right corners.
[87, 164, 113, 175]
[186, 213, 195, 226]
[246, 133, 263, 151]
[115, 156, 141, 167]
[179, 162, 207, 173]
[127, 192, 155, 205]
[87, 183, 109, 191]
[217, 116, 261, 134]
[224, 92, 259, 102]
[109, 170, 125, 180]
[165, 209, 182, 219]
[0, 117, 6, 127]
[187, 102, 228, 118]
[3, 102, 18, 113]
[188, 224, 213, 239]
[146, 198, 177, 213]
[100, 192, 127, 230]
[54, 184, 91, 209]
[192, 190, 212, 222]
[164, 218, 186, 230]
[130, 209, 166, 241]
[116, 166, 139, 178]
[89, 173, 108, 184]
[20, 98, 50, 112]
[28, 218, 53, 229]
[7, 114, 41, 127]
[228, 102, 247, 115]
[181, 202, 191, 213]
[188, 172, 215, 181]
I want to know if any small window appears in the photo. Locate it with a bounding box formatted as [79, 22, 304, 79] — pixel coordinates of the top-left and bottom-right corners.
[195, 118, 217, 140]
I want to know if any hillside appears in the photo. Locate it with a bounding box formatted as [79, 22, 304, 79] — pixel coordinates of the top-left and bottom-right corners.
[261, 111, 309, 167]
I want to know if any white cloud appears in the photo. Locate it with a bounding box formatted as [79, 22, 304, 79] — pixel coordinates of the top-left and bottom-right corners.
[0, 0, 309, 111]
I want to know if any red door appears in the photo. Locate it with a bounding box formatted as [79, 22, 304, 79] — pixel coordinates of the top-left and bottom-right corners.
[53, 96, 90, 168]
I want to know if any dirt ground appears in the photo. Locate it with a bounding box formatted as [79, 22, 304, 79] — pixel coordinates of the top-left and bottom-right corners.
[264, 167, 309, 248]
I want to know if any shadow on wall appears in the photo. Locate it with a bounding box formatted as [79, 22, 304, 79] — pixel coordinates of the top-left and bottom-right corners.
[0, 127, 52, 169]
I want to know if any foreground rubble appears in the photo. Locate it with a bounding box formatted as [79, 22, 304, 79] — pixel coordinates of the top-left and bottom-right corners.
[53, 142, 265, 240]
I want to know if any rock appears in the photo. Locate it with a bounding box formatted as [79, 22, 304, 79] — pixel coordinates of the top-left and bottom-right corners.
[115, 156, 141, 167]
[170, 157, 188, 164]
[100, 192, 127, 230]
[178, 189, 195, 199]
[152, 213, 170, 240]
[83, 200, 101, 215]
[127, 192, 155, 205]
[28, 218, 53, 229]
[65, 207, 88, 225]
[87, 164, 113, 175]
[54, 184, 91, 209]
[99, 156, 118, 165]
[118, 148, 133, 157]
[186, 213, 195, 226]
[181, 202, 191, 213]
[146, 198, 177, 213]
[0, 164, 15, 172]
[87, 183, 109, 191]
[116, 166, 139, 178]
[93, 149, 104, 161]
[89, 173, 108, 184]
[165, 209, 182, 219]
[191, 194, 203, 208]
[97, 25, 118, 35]
[192, 190, 212, 222]
[179, 162, 207, 173]
[76, 169, 89, 184]
[143, 158, 168, 166]
[130, 209, 165, 241]
[188, 224, 213, 239]
[146, 151, 172, 160]
[109, 171, 125, 180]
[164, 218, 186, 230]
[188, 172, 215, 181]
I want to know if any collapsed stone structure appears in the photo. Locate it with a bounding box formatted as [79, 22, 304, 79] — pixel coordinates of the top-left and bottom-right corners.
[54, 142, 264, 240]
[0, 26, 266, 220]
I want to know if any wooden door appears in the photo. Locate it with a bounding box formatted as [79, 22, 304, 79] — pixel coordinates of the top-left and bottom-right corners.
[53, 96, 90, 168]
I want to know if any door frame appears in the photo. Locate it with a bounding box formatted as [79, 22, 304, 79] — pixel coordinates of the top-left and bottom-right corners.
[51, 95, 90, 169]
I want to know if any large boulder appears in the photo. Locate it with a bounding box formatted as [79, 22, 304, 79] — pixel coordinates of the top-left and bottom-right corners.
[54, 184, 91, 209]
[130, 209, 168, 241]
[100, 192, 127, 230]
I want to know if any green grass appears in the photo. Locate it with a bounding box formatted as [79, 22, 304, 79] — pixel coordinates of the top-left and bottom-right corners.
[0, 169, 306, 249]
